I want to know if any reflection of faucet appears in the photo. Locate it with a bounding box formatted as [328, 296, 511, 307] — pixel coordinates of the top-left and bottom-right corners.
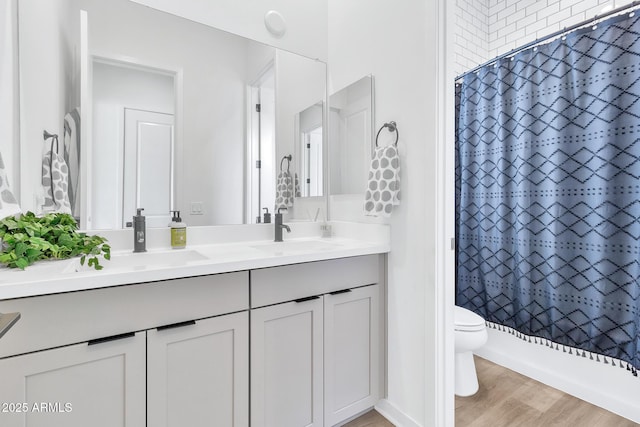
[274, 207, 291, 242]
[133, 208, 146, 253]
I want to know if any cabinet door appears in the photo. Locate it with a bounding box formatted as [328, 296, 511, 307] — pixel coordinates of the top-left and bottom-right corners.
[147, 311, 249, 427]
[0, 332, 146, 427]
[251, 297, 323, 427]
[324, 285, 381, 426]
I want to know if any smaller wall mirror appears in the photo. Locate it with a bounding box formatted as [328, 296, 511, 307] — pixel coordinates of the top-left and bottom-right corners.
[328, 75, 374, 196]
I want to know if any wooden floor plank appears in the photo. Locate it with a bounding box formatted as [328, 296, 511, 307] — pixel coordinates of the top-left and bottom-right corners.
[342, 410, 394, 427]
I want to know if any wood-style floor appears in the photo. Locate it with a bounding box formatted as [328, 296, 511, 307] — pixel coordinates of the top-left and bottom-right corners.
[456, 356, 639, 427]
[343, 410, 394, 427]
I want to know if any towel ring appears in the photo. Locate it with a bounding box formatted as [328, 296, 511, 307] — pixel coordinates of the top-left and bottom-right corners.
[280, 154, 292, 172]
[375, 121, 398, 147]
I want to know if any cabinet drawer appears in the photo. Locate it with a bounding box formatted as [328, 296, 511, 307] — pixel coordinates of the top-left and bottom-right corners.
[0, 272, 248, 358]
[250, 255, 380, 308]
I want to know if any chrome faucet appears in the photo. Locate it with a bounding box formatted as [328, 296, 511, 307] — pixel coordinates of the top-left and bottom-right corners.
[274, 207, 291, 242]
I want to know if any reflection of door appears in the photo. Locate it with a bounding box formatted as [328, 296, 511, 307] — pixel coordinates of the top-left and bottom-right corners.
[248, 65, 275, 223]
[123, 109, 174, 228]
[339, 100, 370, 194]
[302, 126, 323, 197]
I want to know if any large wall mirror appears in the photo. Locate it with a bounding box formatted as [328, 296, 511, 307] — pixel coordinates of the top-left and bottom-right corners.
[18, 0, 326, 230]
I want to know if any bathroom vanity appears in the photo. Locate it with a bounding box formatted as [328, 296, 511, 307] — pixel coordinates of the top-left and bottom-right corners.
[0, 223, 388, 427]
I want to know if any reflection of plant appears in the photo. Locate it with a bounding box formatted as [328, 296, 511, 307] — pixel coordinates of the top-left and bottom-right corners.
[0, 212, 110, 270]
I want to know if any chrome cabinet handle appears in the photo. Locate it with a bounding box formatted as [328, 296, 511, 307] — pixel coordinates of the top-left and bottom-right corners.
[0, 312, 21, 340]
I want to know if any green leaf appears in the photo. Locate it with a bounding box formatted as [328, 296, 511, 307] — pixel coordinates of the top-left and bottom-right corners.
[14, 257, 29, 270]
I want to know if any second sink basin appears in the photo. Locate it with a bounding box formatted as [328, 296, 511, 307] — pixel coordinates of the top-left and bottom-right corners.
[250, 239, 341, 254]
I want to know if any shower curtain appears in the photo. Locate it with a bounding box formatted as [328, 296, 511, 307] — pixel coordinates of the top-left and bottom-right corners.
[456, 12, 640, 373]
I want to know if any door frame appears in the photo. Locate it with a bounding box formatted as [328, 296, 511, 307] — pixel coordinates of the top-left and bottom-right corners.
[434, 0, 456, 426]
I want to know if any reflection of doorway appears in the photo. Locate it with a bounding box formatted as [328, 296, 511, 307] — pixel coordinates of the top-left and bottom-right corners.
[297, 102, 323, 197]
[248, 64, 276, 223]
[123, 109, 174, 228]
[91, 59, 175, 229]
[302, 126, 323, 197]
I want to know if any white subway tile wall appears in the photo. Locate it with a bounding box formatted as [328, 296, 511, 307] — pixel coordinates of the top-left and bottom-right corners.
[455, 0, 635, 75]
[455, 0, 490, 76]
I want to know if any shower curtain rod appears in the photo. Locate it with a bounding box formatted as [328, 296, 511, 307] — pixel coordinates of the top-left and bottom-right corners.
[455, 0, 640, 81]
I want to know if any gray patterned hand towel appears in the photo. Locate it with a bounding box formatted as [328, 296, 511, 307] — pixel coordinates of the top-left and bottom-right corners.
[42, 135, 72, 214]
[275, 171, 295, 210]
[364, 145, 400, 217]
[0, 152, 21, 220]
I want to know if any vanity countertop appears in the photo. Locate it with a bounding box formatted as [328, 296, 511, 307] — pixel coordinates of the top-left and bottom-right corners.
[0, 222, 390, 300]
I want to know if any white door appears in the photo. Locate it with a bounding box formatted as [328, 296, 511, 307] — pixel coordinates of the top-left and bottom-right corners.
[123, 108, 174, 228]
[147, 312, 249, 427]
[302, 126, 323, 197]
[324, 285, 381, 426]
[251, 298, 324, 427]
[0, 332, 145, 427]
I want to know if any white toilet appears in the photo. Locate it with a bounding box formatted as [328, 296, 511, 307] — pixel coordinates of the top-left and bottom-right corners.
[454, 306, 488, 397]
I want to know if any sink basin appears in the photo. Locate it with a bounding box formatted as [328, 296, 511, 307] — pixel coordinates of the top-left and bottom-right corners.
[63, 249, 209, 273]
[250, 239, 341, 254]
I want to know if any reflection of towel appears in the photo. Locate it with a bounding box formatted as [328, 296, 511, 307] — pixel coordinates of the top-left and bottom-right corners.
[42, 135, 72, 214]
[275, 171, 295, 210]
[294, 173, 301, 198]
[63, 108, 81, 217]
[364, 145, 400, 217]
[0, 151, 21, 220]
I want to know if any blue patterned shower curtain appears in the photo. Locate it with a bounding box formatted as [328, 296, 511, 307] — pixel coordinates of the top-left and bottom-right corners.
[456, 12, 640, 373]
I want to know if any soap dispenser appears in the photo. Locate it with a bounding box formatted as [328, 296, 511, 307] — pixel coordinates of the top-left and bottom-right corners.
[263, 207, 271, 224]
[170, 210, 187, 249]
[133, 208, 146, 253]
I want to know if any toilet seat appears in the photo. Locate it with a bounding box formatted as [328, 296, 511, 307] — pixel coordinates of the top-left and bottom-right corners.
[454, 306, 486, 332]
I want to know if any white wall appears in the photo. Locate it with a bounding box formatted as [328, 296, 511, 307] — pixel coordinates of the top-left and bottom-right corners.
[18, 0, 79, 213]
[328, 1, 440, 426]
[0, 0, 19, 195]
[130, 0, 327, 62]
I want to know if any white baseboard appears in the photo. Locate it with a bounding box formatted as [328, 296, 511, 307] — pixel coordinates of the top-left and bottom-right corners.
[375, 399, 422, 427]
[475, 328, 640, 424]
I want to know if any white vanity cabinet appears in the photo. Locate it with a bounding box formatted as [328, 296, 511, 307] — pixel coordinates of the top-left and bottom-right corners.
[0, 272, 249, 427]
[0, 332, 146, 427]
[147, 311, 249, 427]
[324, 284, 381, 426]
[251, 296, 324, 427]
[250, 255, 384, 427]
[0, 253, 386, 427]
